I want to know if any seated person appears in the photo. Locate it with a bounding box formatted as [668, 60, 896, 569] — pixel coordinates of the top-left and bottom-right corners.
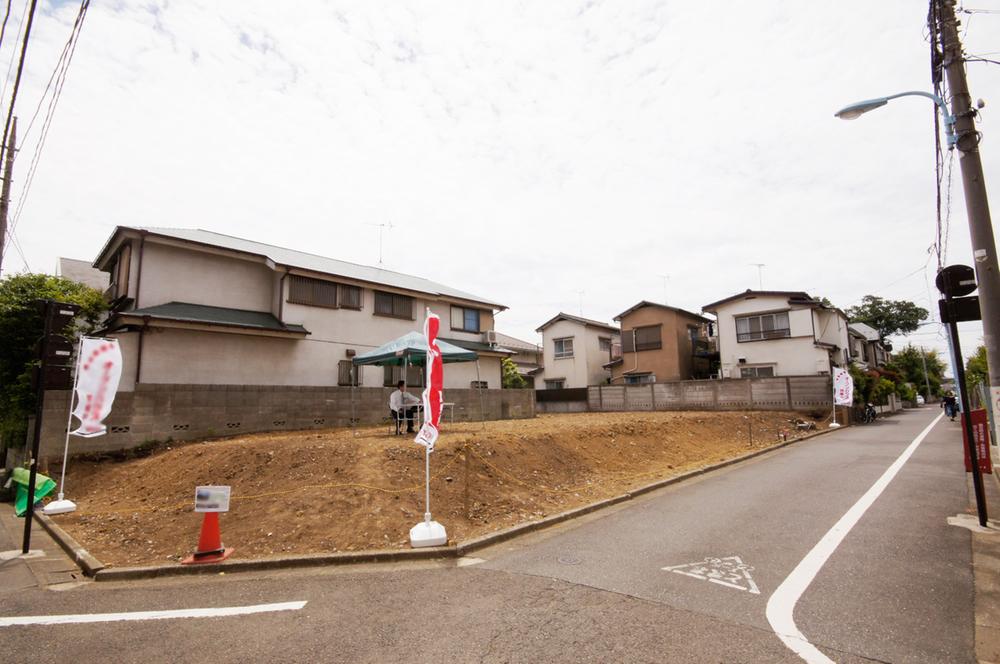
[389, 380, 421, 434]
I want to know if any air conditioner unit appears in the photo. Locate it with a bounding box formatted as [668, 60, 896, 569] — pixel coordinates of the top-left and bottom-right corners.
[482, 330, 498, 346]
[345, 349, 356, 357]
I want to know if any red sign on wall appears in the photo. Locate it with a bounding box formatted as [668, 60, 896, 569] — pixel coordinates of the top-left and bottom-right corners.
[962, 409, 993, 474]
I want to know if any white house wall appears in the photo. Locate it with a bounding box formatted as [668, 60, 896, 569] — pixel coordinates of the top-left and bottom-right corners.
[540, 319, 616, 388]
[139, 241, 274, 312]
[715, 295, 829, 378]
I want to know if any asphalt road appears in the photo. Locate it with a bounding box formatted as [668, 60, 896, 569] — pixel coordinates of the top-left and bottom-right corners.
[0, 409, 975, 663]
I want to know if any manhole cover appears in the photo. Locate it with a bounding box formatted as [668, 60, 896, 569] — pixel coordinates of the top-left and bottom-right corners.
[557, 556, 582, 566]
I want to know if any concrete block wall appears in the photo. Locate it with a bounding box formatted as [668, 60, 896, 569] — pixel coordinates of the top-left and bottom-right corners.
[36, 384, 536, 458]
[584, 376, 833, 413]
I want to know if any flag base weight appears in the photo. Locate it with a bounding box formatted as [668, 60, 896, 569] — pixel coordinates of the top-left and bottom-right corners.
[828, 422, 841, 428]
[42, 498, 77, 515]
[409, 518, 447, 548]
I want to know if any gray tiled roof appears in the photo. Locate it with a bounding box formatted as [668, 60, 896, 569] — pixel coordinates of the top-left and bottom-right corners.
[123, 301, 308, 335]
[116, 227, 504, 310]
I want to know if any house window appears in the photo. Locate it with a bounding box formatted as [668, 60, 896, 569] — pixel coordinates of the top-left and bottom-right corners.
[736, 312, 790, 342]
[599, 337, 611, 352]
[339, 285, 362, 310]
[451, 306, 481, 333]
[622, 325, 662, 352]
[553, 337, 574, 359]
[288, 276, 338, 308]
[338, 360, 359, 386]
[740, 366, 775, 378]
[470, 380, 488, 389]
[107, 244, 132, 301]
[383, 365, 424, 387]
[625, 373, 655, 385]
[374, 291, 413, 319]
[545, 379, 565, 389]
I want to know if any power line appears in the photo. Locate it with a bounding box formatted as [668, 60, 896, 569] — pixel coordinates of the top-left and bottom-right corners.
[0, 0, 30, 122]
[0, 0, 13, 56]
[9, 0, 89, 233]
[0, 0, 38, 165]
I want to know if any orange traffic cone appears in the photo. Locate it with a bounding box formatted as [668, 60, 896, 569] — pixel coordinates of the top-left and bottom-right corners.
[181, 512, 234, 564]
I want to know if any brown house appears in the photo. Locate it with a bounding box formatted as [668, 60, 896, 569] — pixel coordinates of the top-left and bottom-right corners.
[607, 301, 715, 384]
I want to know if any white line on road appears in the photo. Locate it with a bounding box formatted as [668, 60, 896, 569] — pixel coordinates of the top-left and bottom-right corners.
[765, 413, 944, 663]
[0, 601, 307, 627]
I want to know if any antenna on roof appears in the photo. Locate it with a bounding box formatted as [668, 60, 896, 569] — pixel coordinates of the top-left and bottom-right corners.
[658, 274, 670, 304]
[366, 221, 395, 266]
[750, 263, 765, 290]
[576, 290, 585, 317]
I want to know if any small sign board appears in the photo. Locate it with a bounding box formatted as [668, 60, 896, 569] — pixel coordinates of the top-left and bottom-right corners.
[194, 485, 231, 513]
[962, 410, 993, 474]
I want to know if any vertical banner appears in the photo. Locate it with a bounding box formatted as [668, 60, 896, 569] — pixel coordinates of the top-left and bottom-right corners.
[833, 367, 854, 406]
[414, 311, 444, 452]
[69, 338, 123, 438]
[962, 409, 993, 474]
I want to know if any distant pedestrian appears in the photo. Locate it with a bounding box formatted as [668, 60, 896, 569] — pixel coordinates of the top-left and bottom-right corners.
[941, 391, 958, 421]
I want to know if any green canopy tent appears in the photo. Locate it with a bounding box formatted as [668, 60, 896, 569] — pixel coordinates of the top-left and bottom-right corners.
[350, 331, 484, 431]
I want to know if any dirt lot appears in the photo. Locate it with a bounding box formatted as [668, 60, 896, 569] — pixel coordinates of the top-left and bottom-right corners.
[48, 411, 824, 567]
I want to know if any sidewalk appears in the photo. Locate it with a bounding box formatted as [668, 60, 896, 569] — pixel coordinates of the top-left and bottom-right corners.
[0, 503, 83, 593]
[971, 470, 1000, 663]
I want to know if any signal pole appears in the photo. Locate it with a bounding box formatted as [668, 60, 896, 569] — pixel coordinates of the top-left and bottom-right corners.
[939, 1, 1000, 440]
[0, 117, 15, 273]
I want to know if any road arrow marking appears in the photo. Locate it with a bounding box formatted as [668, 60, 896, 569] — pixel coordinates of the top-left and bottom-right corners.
[662, 556, 760, 594]
[0, 601, 307, 627]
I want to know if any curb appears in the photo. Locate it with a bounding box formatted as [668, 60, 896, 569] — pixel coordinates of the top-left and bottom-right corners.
[48, 424, 843, 582]
[33, 511, 105, 576]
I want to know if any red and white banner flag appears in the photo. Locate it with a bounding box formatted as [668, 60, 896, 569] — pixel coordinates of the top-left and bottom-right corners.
[70, 337, 123, 438]
[833, 367, 854, 406]
[414, 311, 444, 452]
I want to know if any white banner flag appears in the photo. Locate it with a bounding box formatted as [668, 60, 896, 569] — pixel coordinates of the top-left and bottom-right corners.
[69, 338, 123, 438]
[833, 367, 854, 406]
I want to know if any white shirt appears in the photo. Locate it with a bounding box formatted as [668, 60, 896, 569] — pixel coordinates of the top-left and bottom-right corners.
[390, 389, 420, 413]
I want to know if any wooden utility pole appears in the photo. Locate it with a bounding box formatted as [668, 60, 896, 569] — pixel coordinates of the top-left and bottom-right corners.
[0, 116, 16, 273]
[939, 1, 1000, 438]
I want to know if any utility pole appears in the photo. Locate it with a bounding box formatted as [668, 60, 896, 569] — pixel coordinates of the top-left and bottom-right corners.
[0, 116, 15, 274]
[940, 0, 1000, 441]
[919, 345, 933, 401]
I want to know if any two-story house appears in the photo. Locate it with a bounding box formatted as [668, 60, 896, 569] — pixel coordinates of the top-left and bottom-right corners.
[848, 322, 891, 370]
[702, 290, 850, 379]
[606, 301, 715, 384]
[93, 227, 510, 391]
[534, 313, 620, 389]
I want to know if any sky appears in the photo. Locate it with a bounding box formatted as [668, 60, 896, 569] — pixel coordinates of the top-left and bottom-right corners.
[0, 1, 998, 372]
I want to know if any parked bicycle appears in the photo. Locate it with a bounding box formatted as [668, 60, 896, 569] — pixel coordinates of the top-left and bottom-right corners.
[858, 402, 877, 424]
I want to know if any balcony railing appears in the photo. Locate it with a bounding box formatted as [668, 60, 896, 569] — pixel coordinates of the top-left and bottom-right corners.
[737, 328, 791, 342]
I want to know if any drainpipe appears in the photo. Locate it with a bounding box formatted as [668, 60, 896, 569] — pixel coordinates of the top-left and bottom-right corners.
[133, 231, 147, 308]
[278, 268, 290, 324]
[135, 316, 150, 386]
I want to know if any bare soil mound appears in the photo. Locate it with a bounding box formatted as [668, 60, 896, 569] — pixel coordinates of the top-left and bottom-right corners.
[48, 411, 822, 567]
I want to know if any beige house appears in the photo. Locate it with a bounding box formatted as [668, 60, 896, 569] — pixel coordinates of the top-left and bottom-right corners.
[535, 313, 619, 389]
[607, 301, 715, 384]
[703, 290, 850, 379]
[93, 227, 510, 391]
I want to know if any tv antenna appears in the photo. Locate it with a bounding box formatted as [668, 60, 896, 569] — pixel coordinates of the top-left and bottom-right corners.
[750, 263, 765, 290]
[576, 290, 585, 317]
[366, 222, 394, 266]
[658, 274, 670, 304]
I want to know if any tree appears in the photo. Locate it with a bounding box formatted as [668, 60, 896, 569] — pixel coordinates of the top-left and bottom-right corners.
[966, 344, 989, 395]
[501, 357, 527, 389]
[0, 274, 107, 447]
[846, 295, 928, 339]
[885, 345, 946, 398]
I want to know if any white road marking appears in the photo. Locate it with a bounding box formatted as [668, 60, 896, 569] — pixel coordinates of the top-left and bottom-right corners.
[662, 556, 760, 594]
[0, 601, 307, 627]
[766, 413, 944, 663]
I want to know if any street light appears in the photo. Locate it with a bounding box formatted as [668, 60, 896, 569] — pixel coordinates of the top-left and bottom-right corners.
[834, 90, 957, 146]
